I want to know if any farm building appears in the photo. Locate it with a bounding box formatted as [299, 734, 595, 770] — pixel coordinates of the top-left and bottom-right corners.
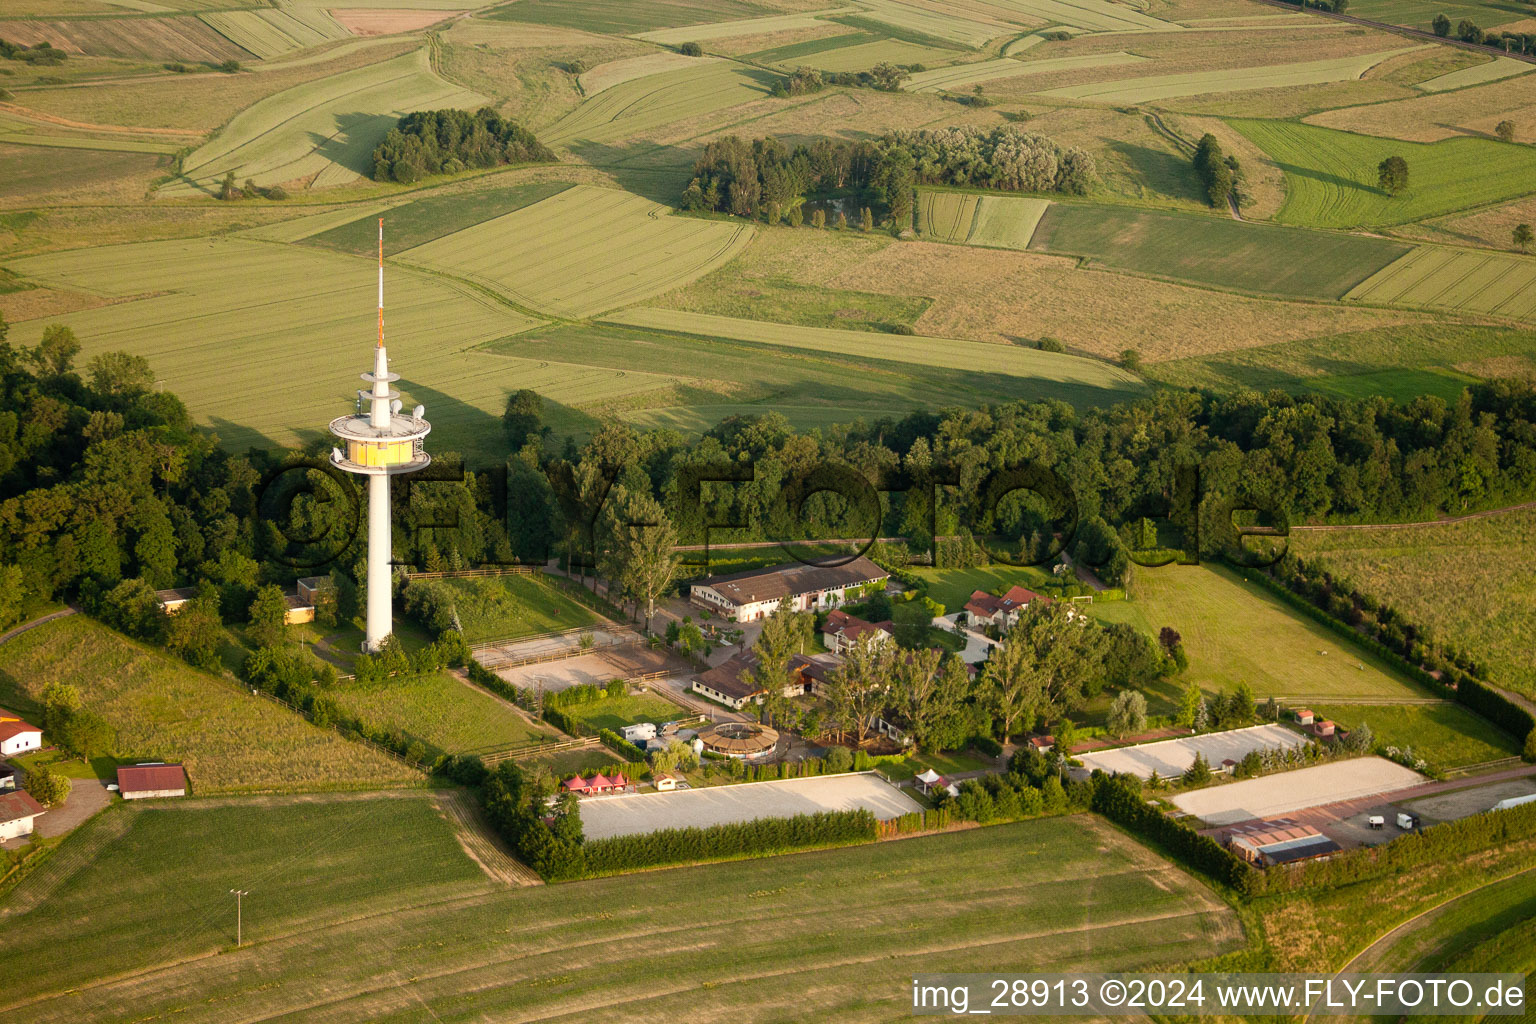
[790, 652, 842, 697]
[1029, 735, 1055, 753]
[158, 586, 312, 624]
[821, 609, 894, 655]
[963, 585, 1048, 632]
[0, 790, 46, 841]
[0, 715, 42, 757]
[689, 557, 888, 622]
[691, 653, 769, 709]
[1223, 819, 1341, 866]
[1294, 708, 1316, 726]
[116, 763, 188, 800]
[621, 722, 657, 744]
[296, 576, 333, 605]
[281, 590, 316, 625]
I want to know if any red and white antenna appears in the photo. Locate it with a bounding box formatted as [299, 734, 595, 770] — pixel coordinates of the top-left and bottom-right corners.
[376, 217, 385, 349]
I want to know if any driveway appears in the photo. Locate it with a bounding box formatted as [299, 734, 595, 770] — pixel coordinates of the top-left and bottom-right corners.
[35, 778, 111, 837]
[935, 614, 996, 664]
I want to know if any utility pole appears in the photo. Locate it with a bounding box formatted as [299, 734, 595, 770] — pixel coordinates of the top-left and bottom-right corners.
[230, 889, 249, 947]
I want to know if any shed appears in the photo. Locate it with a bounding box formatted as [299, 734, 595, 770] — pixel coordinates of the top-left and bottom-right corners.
[1313, 720, 1336, 738]
[1293, 708, 1315, 726]
[0, 789, 46, 841]
[653, 771, 686, 792]
[1028, 735, 1055, 753]
[116, 763, 188, 800]
[0, 715, 42, 757]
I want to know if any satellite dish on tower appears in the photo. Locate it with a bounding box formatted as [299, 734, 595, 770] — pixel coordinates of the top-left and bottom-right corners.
[413, 404, 425, 419]
[390, 398, 403, 415]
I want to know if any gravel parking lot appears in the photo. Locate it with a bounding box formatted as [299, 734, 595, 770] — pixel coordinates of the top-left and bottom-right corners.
[1077, 724, 1304, 780]
[1403, 778, 1536, 823]
[1173, 756, 1424, 825]
[579, 773, 922, 840]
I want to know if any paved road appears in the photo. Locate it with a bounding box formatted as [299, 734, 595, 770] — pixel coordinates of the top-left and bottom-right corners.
[0, 607, 76, 647]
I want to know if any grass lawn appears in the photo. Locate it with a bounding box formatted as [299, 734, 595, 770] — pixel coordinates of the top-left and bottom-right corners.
[1291, 510, 1536, 699]
[562, 691, 688, 732]
[513, 745, 635, 780]
[328, 671, 557, 758]
[0, 617, 419, 794]
[907, 564, 1063, 614]
[1309, 703, 1520, 770]
[1230, 119, 1536, 229]
[0, 794, 488, 997]
[1029, 203, 1408, 300]
[911, 748, 993, 775]
[1110, 564, 1434, 703]
[6, 748, 116, 783]
[0, 814, 1242, 1021]
[434, 574, 605, 643]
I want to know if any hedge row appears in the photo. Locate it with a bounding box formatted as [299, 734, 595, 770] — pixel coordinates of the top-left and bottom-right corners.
[877, 808, 951, 836]
[577, 809, 878, 878]
[1092, 776, 1262, 896]
[599, 729, 646, 760]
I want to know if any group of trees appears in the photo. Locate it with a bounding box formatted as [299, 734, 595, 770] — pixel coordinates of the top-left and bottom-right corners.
[1432, 15, 1536, 53]
[770, 62, 913, 97]
[1192, 133, 1241, 209]
[371, 108, 555, 184]
[0, 38, 66, 65]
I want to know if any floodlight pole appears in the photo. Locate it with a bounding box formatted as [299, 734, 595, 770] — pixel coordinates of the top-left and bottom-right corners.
[230, 888, 249, 946]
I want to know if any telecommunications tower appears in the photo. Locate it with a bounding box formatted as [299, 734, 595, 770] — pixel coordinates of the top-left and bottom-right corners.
[330, 220, 431, 652]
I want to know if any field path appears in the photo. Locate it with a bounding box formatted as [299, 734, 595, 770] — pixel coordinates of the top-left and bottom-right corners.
[0, 607, 75, 647]
[0, 102, 204, 138]
[432, 790, 542, 886]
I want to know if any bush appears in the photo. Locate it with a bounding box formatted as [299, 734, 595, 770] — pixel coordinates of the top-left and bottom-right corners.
[971, 735, 1002, 757]
[677, 42, 703, 56]
[24, 767, 70, 808]
[1036, 336, 1064, 352]
[824, 745, 854, 772]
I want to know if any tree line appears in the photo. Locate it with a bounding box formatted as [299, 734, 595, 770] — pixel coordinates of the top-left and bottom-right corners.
[1193, 133, 1242, 209]
[371, 108, 555, 185]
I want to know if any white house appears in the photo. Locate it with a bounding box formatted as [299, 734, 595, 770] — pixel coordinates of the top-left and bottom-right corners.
[689, 557, 888, 623]
[0, 715, 42, 757]
[962, 585, 1048, 633]
[0, 790, 45, 841]
[821, 609, 895, 656]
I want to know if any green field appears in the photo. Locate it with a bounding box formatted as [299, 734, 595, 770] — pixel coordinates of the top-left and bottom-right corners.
[1029, 203, 1410, 300]
[199, 7, 350, 60]
[602, 308, 1148, 405]
[983, 0, 1176, 32]
[164, 47, 487, 195]
[1345, 0, 1533, 32]
[306, 182, 574, 255]
[743, 30, 882, 64]
[839, 0, 1010, 47]
[543, 61, 777, 147]
[1349, 866, 1536, 981]
[0, 617, 418, 793]
[0, 813, 1242, 1022]
[1291, 511, 1536, 699]
[562, 691, 689, 731]
[1146, 321, 1534, 400]
[1040, 48, 1424, 104]
[1106, 564, 1435, 703]
[1309, 703, 1520, 769]
[906, 564, 1064, 613]
[394, 185, 756, 319]
[1231, 119, 1536, 229]
[1415, 56, 1533, 93]
[0, 795, 488, 997]
[768, 35, 960, 73]
[918, 191, 1051, 250]
[487, 0, 775, 34]
[435, 574, 605, 642]
[904, 52, 1144, 93]
[1347, 246, 1536, 321]
[330, 670, 556, 758]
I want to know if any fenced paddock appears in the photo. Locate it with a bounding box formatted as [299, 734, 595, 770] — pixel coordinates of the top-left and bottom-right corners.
[578, 773, 922, 840]
[1172, 756, 1425, 825]
[1076, 724, 1304, 780]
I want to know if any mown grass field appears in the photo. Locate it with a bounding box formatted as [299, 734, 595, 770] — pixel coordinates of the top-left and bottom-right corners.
[165, 47, 487, 194]
[1347, 246, 1536, 321]
[984, 0, 1175, 32]
[637, 11, 845, 44]
[488, 0, 776, 34]
[199, 7, 350, 60]
[330, 670, 557, 758]
[0, 616, 419, 793]
[1145, 321, 1533, 401]
[1102, 564, 1435, 703]
[562, 691, 689, 731]
[839, 0, 1009, 47]
[393, 185, 756, 319]
[0, 814, 1242, 1022]
[602, 307, 1148, 403]
[542, 60, 777, 147]
[0, 15, 249, 62]
[1346, 0, 1533, 32]
[906, 564, 1063, 613]
[1415, 56, 1532, 93]
[770, 34, 959, 72]
[918, 191, 1051, 249]
[1309, 703, 1519, 769]
[305, 182, 574, 255]
[1029, 203, 1409, 300]
[436, 574, 605, 641]
[904, 52, 1144, 93]
[0, 794, 488, 997]
[1231, 119, 1536, 228]
[1291, 511, 1536, 698]
[1040, 47, 1424, 104]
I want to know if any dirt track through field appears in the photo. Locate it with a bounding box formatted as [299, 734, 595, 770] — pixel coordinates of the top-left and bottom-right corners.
[432, 791, 541, 886]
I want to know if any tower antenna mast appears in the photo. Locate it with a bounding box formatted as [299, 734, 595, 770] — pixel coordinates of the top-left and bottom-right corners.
[377, 217, 384, 349]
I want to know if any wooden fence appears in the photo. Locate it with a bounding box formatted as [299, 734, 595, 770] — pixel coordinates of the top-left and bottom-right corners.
[405, 566, 538, 579]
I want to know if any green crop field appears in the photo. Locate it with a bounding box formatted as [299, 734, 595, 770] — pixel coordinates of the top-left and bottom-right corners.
[543, 59, 776, 148]
[636, 11, 846, 44]
[1415, 56, 1532, 93]
[0, 813, 1242, 1022]
[307, 182, 574, 255]
[562, 691, 689, 731]
[1291, 510, 1536, 699]
[0, 616, 419, 793]
[330, 670, 557, 758]
[1231, 119, 1536, 228]
[199, 8, 350, 60]
[1345, 0, 1533, 32]
[761, 34, 961, 73]
[164, 47, 488, 195]
[1307, 703, 1519, 770]
[1041, 47, 1426, 104]
[1029, 203, 1410, 300]
[742, 30, 883, 64]
[1145, 321, 1536, 400]
[983, 0, 1176, 32]
[0, 14, 250, 62]
[1099, 564, 1435, 703]
[394, 185, 756, 319]
[602, 308, 1148, 403]
[1348, 867, 1536, 980]
[1347, 246, 1536, 321]
[487, 0, 776, 34]
[436, 574, 605, 641]
[840, 0, 1010, 47]
[904, 52, 1145, 93]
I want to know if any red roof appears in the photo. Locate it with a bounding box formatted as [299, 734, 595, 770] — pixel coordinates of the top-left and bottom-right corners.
[0, 718, 41, 744]
[0, 789, 45, 824]
[562, 776, 590, 792]
[1001, 585, 1049, 607]
[1029, 736, 1054, 749]
[609, 772, 630, 788]
[587, 772, 612, 789]
[824, 609, 894, 643]
[964, 589, 1005, 616]
[115, 763, 187, 794]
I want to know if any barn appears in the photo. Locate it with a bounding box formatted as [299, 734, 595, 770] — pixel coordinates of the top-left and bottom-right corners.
[116, 763, 188, 800]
